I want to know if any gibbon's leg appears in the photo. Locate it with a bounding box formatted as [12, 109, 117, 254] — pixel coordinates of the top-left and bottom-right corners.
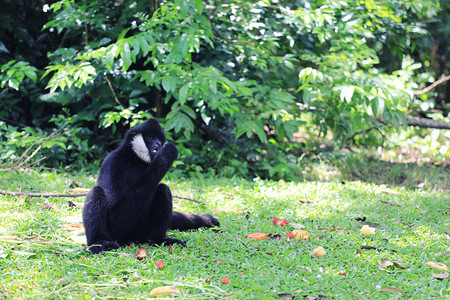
[83, 186, 120, 254]
[136, 183, 187, 247]
[170, 211, 220, 231]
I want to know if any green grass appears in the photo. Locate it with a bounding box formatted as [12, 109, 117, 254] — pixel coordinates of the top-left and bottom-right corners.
[0, 169, 449, 299]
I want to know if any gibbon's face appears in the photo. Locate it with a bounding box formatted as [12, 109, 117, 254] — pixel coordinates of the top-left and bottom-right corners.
[131, 133, 163, 163]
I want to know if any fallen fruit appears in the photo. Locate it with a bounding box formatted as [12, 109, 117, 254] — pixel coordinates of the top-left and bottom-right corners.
[136, 248, 147, 260]
[311, 246, 326, 258]
[426, 261, 448, 271]
[290, 230, 311, 240]
[155, 260, 164, 269]
[273, 217, 288, 226]
[247, 233, 267, 240]
[360, 225, 376, 235]
[149, 286, 181, 297]
[221, 277, 230, 284]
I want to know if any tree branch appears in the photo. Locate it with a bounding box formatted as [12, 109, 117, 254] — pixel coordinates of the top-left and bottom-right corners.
[405, 116, 450, 130]
[414, 75, 450, 95]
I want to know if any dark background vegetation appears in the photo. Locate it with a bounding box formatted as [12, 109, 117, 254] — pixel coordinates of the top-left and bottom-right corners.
[1, 0, 449, 180]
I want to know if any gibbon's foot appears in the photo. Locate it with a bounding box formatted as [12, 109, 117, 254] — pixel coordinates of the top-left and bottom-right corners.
[203, 214, 220, 227]
[87, 240, 120, 254]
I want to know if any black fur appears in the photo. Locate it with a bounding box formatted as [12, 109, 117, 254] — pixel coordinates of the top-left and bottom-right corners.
[83, 118, 219, 254]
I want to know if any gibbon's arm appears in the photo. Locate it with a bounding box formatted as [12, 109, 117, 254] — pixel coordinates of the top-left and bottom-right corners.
[134, 142, 178, 190]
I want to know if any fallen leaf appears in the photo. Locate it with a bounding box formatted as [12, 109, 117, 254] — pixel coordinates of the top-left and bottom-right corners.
[378, 260, 409, 271]
[224, 292, 236, 296]
[0, 236, 21, 241]
[426, 261, 448, 271]
[318, 226, 349, 233]
[214, 260, 223, 265]
[136, 248, 147, 260]
[70, 188, 90, 194]
[289, 230, 311, 240]
[278, 293, 295, 299]
[155, 260, 164, 269]
[62, 224, 85, 230]
[25, 236, 51, 243]
[432, 272, 449, 279]
[289, 223, 306, 229]
[221, 277, 230, 284]
[267, 233, 282, 241]
[149, 286, 180, 297]
[298, 199, 312, 204]
[246, 233, 267, 240]
[311, 246, 326, 258]
[43, 203, 61, 211]
[339, 271, 346, 275]
[379, 287, 406, 296]
[67, 200, 84, 209]
[360, 245, 378, 250]
[379, 199, 403, 207]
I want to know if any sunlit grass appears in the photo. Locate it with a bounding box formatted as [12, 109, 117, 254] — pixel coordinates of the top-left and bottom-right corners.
[0, 169, 449, 299]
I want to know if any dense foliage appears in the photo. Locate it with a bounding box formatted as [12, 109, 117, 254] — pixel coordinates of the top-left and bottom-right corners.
[0, 0, 448, 178]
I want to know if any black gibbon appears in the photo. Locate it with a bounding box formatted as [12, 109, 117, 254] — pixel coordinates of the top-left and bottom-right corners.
[83, 118, 219, 254]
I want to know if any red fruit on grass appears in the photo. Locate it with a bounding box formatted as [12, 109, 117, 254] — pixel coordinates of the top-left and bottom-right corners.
[155, 260, 165, 269]
[136, 248, 147, 260]
[221, 277, 230, 284]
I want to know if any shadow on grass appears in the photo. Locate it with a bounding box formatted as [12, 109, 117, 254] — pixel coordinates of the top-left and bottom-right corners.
[306, 154, 450, 193]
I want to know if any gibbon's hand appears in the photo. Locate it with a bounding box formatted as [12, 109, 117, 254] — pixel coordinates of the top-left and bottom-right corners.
[156, 142, 178, 165]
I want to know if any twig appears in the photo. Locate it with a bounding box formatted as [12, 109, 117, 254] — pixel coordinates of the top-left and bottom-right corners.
[0, 190, 88, 198]
[379, 199, 403, 207]
[347, 126, 386, 142]
[414, 75, 450, 95]
[172, 195, 207, 205]
[105, 76, 123, 106]
[14, 129, 63, 169]
[0, 189, 206, 204]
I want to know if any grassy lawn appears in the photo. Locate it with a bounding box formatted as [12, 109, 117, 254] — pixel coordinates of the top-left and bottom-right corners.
[0, 168, 449, 299]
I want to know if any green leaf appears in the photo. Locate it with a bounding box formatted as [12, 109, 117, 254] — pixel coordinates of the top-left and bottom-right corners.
[179, 84, 189, 104]
[120, 42, 132, 71]
[106, 45, 118, 70]
[254, 121, 267, 143]
[23, 68, 37, 83]
[162, 76, 177, 93]
[340, 86, 355, 103]
[139, 36, 150, 57]
[180, 105, 196, 119]
[194, 0, 203, 14]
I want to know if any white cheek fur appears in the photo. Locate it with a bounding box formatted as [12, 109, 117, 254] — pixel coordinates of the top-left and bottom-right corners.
[131, 133, 151, 163]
